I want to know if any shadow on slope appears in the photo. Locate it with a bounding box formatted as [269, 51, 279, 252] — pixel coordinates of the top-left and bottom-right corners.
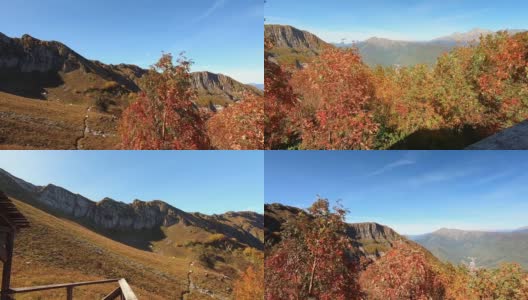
[0, 71, 64, 99]
[389, 125, 491, 150]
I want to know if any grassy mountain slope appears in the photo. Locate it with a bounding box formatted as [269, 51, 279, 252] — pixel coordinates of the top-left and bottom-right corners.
[0, 169, 264, 299]
[0, 91, 118, 150]
[9, 198, 192, 299]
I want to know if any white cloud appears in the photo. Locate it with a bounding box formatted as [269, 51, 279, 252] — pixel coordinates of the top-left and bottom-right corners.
[409, 168, 476, 186]
[367, 159, 415, 177]
[193, 0, 226, 23]
[473, 171, 513, 186]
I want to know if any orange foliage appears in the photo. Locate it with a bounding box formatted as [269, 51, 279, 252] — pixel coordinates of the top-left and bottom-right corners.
[360, 241, 445, 300]
[207, 93, 264, 150]
[119, 53, 210, 149]
[291, 48, 378, 149]
[470, 263, 528, 299]
[266, 31, 528, 149]
[233, 264, 264, 300]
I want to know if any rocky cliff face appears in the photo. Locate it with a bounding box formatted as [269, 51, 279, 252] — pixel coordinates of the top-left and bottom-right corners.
[347, 222, 401, 241]
[190, 71, 262, 101]
[0, 33, 145, 92]
[0, 33, 88, 73]
[265, 24, 330, 52]
[0, 168, 263, 249]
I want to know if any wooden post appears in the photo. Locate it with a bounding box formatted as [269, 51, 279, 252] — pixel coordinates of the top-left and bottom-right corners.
[1, 232, 14, 300]
[66, 286, 73, 300]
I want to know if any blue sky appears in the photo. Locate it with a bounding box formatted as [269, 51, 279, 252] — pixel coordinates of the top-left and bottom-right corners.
[0, 0, 263, 83]
[265, 0, 528, 42]
[0, 151, 263, 214]
[265, 151, 528, 235]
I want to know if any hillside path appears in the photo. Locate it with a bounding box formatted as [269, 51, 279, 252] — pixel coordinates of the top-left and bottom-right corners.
[74, 106, 91, 149]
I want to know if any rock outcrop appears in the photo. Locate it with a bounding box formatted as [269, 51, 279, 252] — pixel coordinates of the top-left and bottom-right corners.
[466, 120, 528, 150]
[0, 33, 145, 92]
[347, 222, 401, 241]
[264, 24, 330, 52]
[190, 71, 262, 101]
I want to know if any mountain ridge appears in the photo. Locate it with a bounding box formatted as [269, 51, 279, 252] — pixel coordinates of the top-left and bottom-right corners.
[0, 168, 264, 250]
[0, 32, 260, 105]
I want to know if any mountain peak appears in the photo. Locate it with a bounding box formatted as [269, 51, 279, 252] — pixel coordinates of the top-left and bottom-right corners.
[21, 33, 36, 40]
[434, 28, 494, 43]
[264, 24, 330, 52]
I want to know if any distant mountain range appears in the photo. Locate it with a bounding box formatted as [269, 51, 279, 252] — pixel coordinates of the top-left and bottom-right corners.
[337, 28, 526, 67]
[249, 83, 264, 90]
[266, 202, 528, 271]
[411, 228, 528, 269]
[266, 24, 526, 67]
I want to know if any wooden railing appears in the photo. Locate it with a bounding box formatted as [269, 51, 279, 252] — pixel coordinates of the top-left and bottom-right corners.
[5, 278, 138, 300]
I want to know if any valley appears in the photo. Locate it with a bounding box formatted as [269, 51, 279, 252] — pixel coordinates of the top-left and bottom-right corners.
[412, 228, 528, 269]
[265, 200, 528, 299]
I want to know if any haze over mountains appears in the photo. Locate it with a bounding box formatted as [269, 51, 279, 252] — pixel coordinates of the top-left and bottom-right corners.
[266, 202, 528, 271]
[411, 227, 528, 269]
[266, 24, 527, 67]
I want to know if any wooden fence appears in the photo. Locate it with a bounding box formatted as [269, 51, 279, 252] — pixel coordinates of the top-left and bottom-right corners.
[5, 278, 138, 300]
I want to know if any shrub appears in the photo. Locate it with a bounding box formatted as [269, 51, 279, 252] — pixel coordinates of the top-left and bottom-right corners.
[102, 81, 120, 90]
[207, 94, 264, 150]
[95, 96, 113, 112]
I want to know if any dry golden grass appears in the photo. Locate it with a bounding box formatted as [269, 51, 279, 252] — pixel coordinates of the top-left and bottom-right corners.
[0, 92, 85, 149]
[6, 198, 236, 299]
[0, 92, 119, 150]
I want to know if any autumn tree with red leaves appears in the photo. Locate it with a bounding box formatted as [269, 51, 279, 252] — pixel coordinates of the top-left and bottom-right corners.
[291, 48, 379, 149]
[120, 53, 210, 149]
[265, 198, 361, 300]
[360, 241, 446, 300]
[207, 93, 264, 149]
